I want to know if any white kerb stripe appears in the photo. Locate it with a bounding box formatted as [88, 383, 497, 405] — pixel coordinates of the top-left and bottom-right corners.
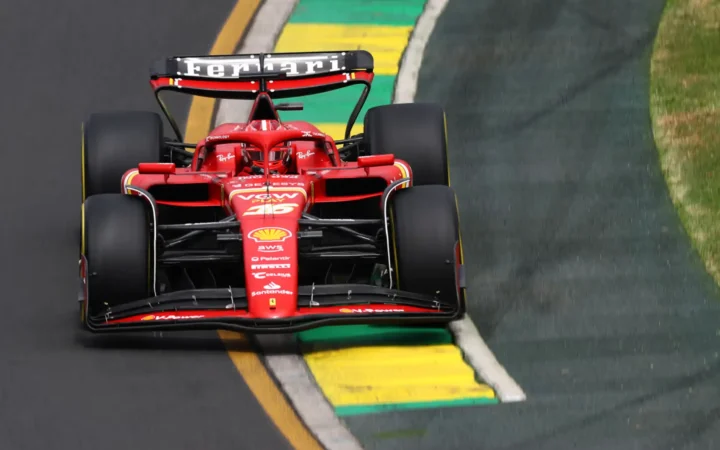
[394, 0, 450, 104]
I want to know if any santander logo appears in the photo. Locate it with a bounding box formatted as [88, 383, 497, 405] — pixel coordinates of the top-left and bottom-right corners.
[264, 282, 281, 289]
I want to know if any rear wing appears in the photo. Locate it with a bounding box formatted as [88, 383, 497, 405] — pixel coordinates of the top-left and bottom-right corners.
[149, 50, 374, 141]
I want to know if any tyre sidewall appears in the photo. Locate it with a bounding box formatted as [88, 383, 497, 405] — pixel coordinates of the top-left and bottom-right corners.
[390, 185, 460, 305]
[84, 194, 151, 315]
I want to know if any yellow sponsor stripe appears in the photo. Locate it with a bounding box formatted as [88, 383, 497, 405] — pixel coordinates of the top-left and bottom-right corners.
[275, 23, 413, 76]
[393, 161, 411, 188]
[304, 344, 496, 406]
[122, 170, 139, 194]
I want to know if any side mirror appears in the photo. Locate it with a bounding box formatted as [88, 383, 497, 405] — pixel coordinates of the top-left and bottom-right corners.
[357, 154, 394, 169]
[138, 162, 176, 175]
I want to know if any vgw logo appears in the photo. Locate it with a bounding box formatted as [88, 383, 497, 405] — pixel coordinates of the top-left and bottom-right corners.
[236, 193, 299, 202]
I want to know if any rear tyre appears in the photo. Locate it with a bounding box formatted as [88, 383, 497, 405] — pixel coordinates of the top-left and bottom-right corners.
[83, 111, 163, 199]
[364, 103, 449, 186]
[389, 185, 463, 309]
[83, 194, 151, 317]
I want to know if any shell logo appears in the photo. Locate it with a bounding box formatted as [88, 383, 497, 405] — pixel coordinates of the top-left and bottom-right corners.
[141, 315, 156, 321]
[248, 227, 292, 243]
[339, 308, 352, 313]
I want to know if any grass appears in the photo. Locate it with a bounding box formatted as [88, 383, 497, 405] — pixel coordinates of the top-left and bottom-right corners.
[650, 0, 720, 283]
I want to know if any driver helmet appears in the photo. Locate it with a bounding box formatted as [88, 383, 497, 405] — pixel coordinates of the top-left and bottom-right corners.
[242, 120, 292, 174]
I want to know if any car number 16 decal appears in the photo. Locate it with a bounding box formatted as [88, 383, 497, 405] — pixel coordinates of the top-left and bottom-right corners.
[243, 203, 299, 216]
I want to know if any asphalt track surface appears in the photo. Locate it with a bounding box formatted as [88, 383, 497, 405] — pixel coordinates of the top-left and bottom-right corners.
[0, 2, 292, 449]
[345, 1, 720, 449]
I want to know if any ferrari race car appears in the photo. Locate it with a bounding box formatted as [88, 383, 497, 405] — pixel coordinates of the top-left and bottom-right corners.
[79, 50, 467, 333]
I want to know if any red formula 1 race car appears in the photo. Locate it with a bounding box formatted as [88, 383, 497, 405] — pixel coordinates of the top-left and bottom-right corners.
[79, 50, 466, 333]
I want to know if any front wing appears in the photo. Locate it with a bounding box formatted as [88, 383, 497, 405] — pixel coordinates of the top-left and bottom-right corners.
[84, 284, 463, 333]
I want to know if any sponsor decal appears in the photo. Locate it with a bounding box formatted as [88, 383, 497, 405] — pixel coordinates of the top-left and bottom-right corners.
[140, 314, 206, 321]
[236, 182, 305, 188]
[178, 55, 342, 79]
[338, 308, 405, 314]
[297, 151, 315, 159]
[274, 174, 300, 179]
[248, 227, 292, 243]
[250, 281, 293, 297]
[229, 186, 307, 201]
[217, 153, 235, 162]
[258, 245, 284, 253]
[252, 272, 291, 279]
[300, 131, 325, 138]
[243, 203, 299, 216]
[237, 193, 299, 202]
[251, 264, 291, 270]
[251, 289, 293, 297]
[251, 255, 289, 261]
[206, 134, 229, 141]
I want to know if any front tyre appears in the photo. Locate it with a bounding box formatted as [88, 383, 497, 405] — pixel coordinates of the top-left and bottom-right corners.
[83, 194, 152, 318]
[389, 185, 464, 308]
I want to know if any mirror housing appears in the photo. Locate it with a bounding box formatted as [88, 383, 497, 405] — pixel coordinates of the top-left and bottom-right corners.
[138, 162, 176, 175]
[357, 154, 394, 169]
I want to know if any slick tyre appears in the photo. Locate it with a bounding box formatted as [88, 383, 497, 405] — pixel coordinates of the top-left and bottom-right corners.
[364, 103, 449, 186]
[83, 194, 151, 317]
[82, 111, 163, 199]
[390, 185, 463, 308]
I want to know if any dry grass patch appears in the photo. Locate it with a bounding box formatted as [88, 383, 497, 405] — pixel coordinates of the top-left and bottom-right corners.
[651, 0, 720, 283]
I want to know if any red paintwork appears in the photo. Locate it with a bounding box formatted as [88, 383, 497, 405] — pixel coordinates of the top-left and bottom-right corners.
[138, 162, 176, 174]
[150, 72, 374, 98]
[122, 94, 413, 320]
[358, 154, 395, 168]
[106, 304, 441, 325]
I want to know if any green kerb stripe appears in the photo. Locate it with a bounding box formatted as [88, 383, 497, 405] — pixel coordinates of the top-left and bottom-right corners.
[335, 397, 500, 417]
[298, 324, 453, 349]
[288, 0, 427, 26]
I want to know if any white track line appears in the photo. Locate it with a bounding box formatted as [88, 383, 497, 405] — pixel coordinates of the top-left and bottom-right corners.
[394, 0, 450, 104]
[450, 317, 526, 402]
[256, 335, 364, 450]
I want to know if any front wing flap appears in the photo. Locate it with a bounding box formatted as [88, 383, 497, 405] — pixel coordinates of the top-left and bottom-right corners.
[85, 284, 462, 333]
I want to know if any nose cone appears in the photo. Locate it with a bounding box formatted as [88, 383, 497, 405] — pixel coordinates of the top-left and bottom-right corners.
[225, 176, 311, 319]
[242, 226, 297, 318]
